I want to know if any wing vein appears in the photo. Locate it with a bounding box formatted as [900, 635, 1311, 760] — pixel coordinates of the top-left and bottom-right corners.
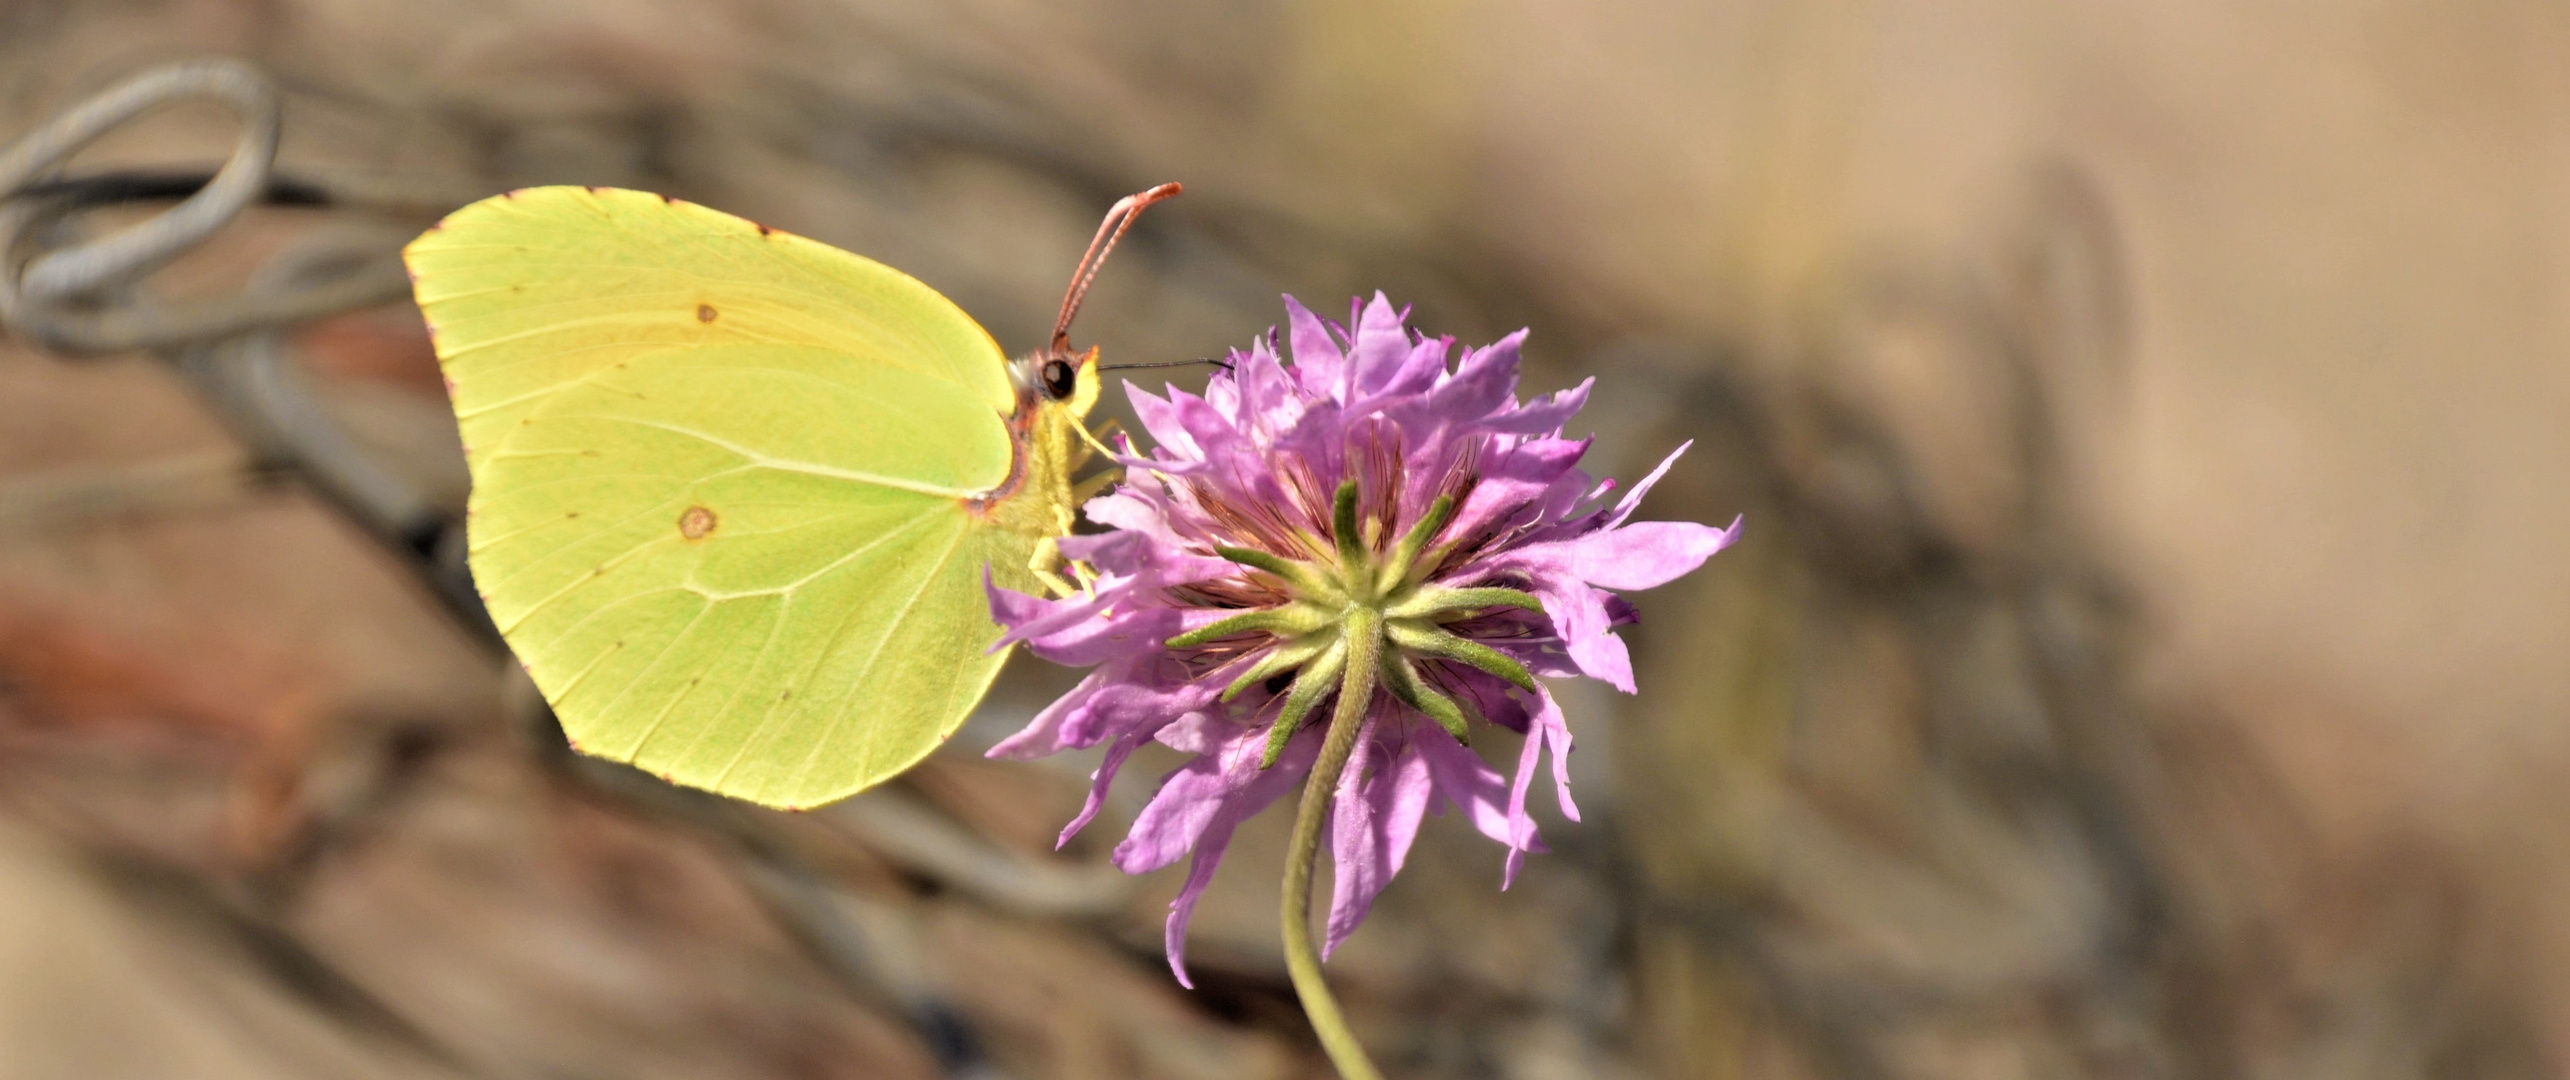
[781, 520, 973, 796]
[550, 414, 981, 498]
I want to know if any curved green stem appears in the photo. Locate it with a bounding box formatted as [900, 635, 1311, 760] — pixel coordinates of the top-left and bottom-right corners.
[1281, 607, 1387, 1080]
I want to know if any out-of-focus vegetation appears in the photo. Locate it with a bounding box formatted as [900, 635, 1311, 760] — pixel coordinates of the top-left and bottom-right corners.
[0, 2, 2565, 1078]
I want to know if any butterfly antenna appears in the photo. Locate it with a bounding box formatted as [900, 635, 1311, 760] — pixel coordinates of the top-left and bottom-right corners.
[1053, 182, 1183, 353]
[1099, 356, 1234, 373]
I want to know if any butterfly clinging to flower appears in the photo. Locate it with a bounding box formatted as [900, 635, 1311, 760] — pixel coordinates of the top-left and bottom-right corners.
[405, 182, 1181, 809]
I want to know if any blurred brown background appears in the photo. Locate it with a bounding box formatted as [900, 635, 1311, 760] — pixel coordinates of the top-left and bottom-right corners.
[1, 1, 2566, 1078]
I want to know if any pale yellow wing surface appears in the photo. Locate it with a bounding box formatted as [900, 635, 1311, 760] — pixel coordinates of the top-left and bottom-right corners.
[406, 186, 1038, 808]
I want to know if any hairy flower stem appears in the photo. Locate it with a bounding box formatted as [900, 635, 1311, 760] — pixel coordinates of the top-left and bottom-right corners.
[1281, 607, 1387, 1080]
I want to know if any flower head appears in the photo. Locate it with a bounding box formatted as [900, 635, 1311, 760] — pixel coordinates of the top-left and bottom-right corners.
[987, 293, 1739, 984]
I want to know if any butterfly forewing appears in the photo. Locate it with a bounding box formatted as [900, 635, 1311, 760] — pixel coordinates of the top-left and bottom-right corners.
[407, 186, 1038, 808]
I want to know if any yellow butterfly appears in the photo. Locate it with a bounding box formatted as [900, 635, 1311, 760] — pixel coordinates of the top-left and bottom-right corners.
[405, 182, 1179, 808]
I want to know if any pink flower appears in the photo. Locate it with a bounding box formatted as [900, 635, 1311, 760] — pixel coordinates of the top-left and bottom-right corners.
[987, 294, 1738, 985]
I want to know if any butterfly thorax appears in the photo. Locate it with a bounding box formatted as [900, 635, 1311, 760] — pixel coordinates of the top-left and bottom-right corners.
[971, 346, 1104, 547]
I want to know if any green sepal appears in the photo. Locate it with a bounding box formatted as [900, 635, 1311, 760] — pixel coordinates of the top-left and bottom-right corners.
[1385, 618, 1539, 691]
[1385, 586, 1544, 621]
[1331, 480, 1368, 572]
[1381, 494, 1455, 590]
[1262, 637, 1348, 768]
[1380, 652, 1470, 745]
[1213, 545, 1334, 600]
[1168, 602, 1333, 650]
[1220, 630, 1335, 702]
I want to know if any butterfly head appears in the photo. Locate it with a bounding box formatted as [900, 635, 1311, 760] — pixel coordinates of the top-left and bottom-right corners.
[1010, 343, 1102, 421]
[1025, 182, 1181, 428]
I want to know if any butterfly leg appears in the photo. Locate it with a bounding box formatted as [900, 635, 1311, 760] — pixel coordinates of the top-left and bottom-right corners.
[1073, 418, 1126, 465]
[1071, 467, 1121, 504]
[1028, 535, 1080, 598]
[1069, 418, 1129, 504]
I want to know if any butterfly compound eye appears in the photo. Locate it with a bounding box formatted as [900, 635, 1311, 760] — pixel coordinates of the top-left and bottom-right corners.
[1040, 356, 1078, 401]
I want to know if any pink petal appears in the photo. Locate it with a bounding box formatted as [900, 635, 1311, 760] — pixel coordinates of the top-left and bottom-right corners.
[1058, 671, 1214, 747]
[1527, 683, 1579, 823]
[1124, 724, 1317, 986]
[1447, 667, 1535, 734]
[988, 581, 1119, 651]
[982, 569, 1059, 637]
[1161, 801, 1246, 989]
[1117, 751, 1245, 876]
[1163, 387, 1243, 465]
[1486, 377, 1594, 435]
[1414, 732, 1522, 847]
[1502, 699, 1546, 888]
[1115, 719, 1316, 873]
[1057, 529, 1232, 583]
[1607, 440, 1689, 528]
[1021, 604, 1187, 668]
[1529, 574, 1633, 692]
[1346, 293, 1413, 396]
[1283, 294, 1344, 389]
[1203, 366, 1241, 417]
[986, 670, 1104, 759]
[1079, 490, 1164, 534]
[1152, 709, 1228, 754]
[1058, 720, 1174, 846]
[1346, 335, 1450, 413]
[1323, 724, 1435, 957]
[1570, 519, 1742, 591]
[1236, 349, 1306, 438]
[1431, 330, 1525, 424]
[1124, 384, 1202, 461]
[1445, 437, 1590, 545]
[1477, 512, 1742, 692]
